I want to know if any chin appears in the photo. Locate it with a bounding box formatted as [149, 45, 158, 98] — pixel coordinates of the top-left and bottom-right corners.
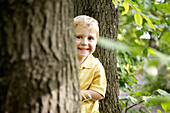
[78, 54, 89, 57]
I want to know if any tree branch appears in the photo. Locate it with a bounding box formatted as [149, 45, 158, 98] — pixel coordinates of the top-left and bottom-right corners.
[125, 100, 144, 113]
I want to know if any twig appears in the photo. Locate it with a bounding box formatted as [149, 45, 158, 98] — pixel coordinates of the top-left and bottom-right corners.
[125, 100, 144, 113]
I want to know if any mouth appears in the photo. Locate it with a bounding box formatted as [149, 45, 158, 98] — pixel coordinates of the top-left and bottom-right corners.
[78, 48, 89, 50]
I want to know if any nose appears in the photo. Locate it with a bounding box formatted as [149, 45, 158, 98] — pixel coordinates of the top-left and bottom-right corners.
[81, 38, 88, 45]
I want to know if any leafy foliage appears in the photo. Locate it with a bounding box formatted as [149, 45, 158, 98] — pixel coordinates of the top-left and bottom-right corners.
[116, 0, 170, 92]
[102, 0, 170, 112]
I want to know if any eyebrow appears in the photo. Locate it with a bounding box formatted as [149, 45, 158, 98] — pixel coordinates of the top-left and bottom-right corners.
[76, 34, 83, 37]
[89, 34, 96, 38]
[75, 33, 96, 39]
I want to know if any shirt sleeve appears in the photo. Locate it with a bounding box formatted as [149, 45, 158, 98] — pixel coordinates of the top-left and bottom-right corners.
[89, 62, 107, 97]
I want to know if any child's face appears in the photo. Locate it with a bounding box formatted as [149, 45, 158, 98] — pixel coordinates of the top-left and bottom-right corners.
[75, 26, 97, 59]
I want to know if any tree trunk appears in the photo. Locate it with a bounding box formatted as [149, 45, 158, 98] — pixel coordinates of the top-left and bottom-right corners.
[0, 0, 80, 113]
[74, 0, 121, 113]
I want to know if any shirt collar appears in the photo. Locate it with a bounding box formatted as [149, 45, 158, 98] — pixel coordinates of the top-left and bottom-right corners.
[79, 54, 93, 69]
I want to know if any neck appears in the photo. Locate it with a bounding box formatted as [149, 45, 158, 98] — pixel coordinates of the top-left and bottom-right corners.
[78, 56, 87, 66]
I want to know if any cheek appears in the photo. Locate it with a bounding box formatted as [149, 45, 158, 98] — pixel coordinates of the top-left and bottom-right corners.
[93, 45, 96, 51]
[75, 40, 79, 46]
[90, 43, 97, 51]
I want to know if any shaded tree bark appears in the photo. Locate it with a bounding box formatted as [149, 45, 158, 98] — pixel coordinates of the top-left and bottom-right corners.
[149, 32, 157, 49]
[74, 0, 121, 113]
[0, 0, 80, 113]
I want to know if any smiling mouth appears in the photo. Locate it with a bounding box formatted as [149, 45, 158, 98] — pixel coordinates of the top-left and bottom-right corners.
[78, 48, 89, 50]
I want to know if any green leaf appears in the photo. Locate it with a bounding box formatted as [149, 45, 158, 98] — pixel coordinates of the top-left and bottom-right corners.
[157, 89, 170, 96]
[157, 109, 162, 113]
[141, 14, 151, 24]
[120, 99, 129, 109]
[112, 0, 116, 7]
[112, 0, 119, 8]
[122, 1, 129, 15]
[141, 14, 156, 31]
[147, 21, 156, 31]
[119, 87, 130, 93]
[126, 0, 140, 12]
[148, 48, 155, 55]
[134, 12, 143, 26]
[158, 27, 163, 31]
[161, 102, 170, 112]
[162, 3, 170, 13]
[82, 94, 87, 100]
[88, 94, 92, 99]
[146, 95, 170, 105]
[162, 31, 170, 44]
[128, 96, 138, 104]
[131, 75, 137, 83]
[135, 91, 141, 96]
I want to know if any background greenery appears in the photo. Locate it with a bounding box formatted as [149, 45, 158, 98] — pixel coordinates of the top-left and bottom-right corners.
[99, 0, 170, 112]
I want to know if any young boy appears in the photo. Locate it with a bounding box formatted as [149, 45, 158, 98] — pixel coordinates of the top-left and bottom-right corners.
[74, 15, 107, 113]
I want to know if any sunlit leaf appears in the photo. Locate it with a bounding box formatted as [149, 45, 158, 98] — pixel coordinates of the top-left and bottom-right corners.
[126, 0, 140, 12]
[112, 0, 119, 8]
[156, 89, 170, 96]
[157, 109, 162, 113]
[134, 12, 143, 26]
[112, 0, 116, 7]
[158, 27, 163, 31]
[141, 14, 156, 31]
[148, 48, 156, 55]
[128, 96, 138, 104]
[122, 1, 129, 15]
[142, 14, 150, 21]
[147, 21, 156, 31]
[161, 102, 170, 111]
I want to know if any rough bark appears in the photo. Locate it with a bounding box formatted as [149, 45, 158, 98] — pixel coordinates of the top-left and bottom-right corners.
[0, 0, 80, 113]
[74, 0, 121, 113]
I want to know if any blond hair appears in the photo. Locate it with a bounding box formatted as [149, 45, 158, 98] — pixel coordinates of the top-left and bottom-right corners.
[74, 15, 99, 38]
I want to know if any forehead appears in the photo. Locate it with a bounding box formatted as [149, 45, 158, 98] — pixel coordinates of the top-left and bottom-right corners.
[75, 25, 98, 34]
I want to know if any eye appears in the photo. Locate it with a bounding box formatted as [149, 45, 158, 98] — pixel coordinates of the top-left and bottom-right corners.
[88, 37, 94, 40]
[76, 36, 82, 39]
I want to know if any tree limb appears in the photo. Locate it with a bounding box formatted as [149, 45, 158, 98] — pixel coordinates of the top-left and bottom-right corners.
[125, 100, 144, 113]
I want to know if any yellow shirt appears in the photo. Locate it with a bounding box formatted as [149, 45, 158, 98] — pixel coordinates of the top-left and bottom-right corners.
[79, 54, 107, 113]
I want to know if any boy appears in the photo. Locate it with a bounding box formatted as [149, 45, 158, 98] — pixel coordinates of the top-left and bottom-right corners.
[74, 15, 107, 113]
